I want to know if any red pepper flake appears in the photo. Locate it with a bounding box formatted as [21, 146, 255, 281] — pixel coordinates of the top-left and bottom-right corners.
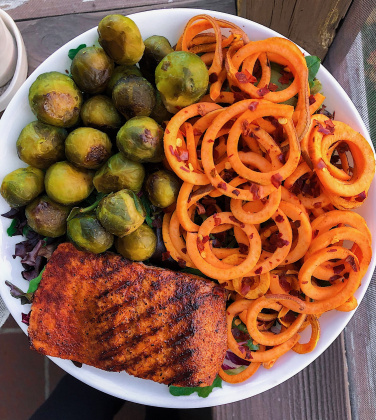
[197, 104, 207, 116]
[241, 277, 255, 295]
[202, 235, 210, 244]
[243, 69, 257, 83]
[232, 189, 240, 196]
[271, 173, 283, 188]
[207, 139, 214, 143]
[209, 73, 219, 83]
[235, 72, 251, 83]
[249, 233, 254, 240]
[197, 238, 205, 252]
[179, 150, 189, 161]
[248, 101, 259, 111]
[177, 258, 187, 268]
[196, 202, 206, 215]
[345, 255, 358, 272]
[268, 82, 278, 92]
[180, 166, 190, 172]
[329, 275, 341, 283]
[250, 183, 260, 200]
[275, 214, 284, 223]
[238, 243, 249, 255]
[344, 272, 350, 279]
[193, 128, 202, 136]
[333, 264, 345, 274]
[22, 312, 30, 326]
[278, 71, 293, 85]
[217, 182, 227, 190]
[278, 153, 286, 164]
[181, 248, 187, 254]
[279, 276, 291, 292]
[317, 120, 335, 135]
[317, 158, 327, 170]
[355, 191, 366, 202]
[301, 281, 308, 284]
[327, 248, 337, 253]
[214, 215, 221, 227]
[255, 267, 263, 275]
[241, 119, 250, 136]
[229, 215, 245, 228]
[257, 85, 270, 97]
[282, 311, 297, 324]
[162, 251, 171, 261]
[210, 168, 216, 177]
[165, 128, 170, 134]
[309, 95, 316, 105]
[313, 202, 322, 208]
[313, 229, 319, 238]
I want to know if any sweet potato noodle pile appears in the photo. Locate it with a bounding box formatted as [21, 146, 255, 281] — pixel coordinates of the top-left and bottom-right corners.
[162, 15, 375, 384]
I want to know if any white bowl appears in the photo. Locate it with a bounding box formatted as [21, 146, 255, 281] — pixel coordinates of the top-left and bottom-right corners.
[0, 8, 375, 409]
[0, 9, 28, 112]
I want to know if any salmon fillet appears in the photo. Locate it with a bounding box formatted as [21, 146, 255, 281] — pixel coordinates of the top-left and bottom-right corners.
[28, 243, 227, 387]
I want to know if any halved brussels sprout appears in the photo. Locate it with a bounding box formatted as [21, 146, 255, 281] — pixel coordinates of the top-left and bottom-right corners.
[145, 170, 180, 208]
[70, 46, 114, 94]
[0, 166, 44, 208]
[67, 213, 114, 254]
[45, 161, 94, 205]
[28, 71, 82, 127]
[139, 35, 173, 83]
[65, 127, 112, 170]
[93, 153, 145, 193]
[96, 189, 145, 237]
[116, 116, 164, 163]
[112, 75, 156, 120]
[106, 65, 143, 96]
[25, 194, 71, 237]
[155, 51, 209, 113]
[81, 95, 122, 134]
[115, 223, 156, 261]
[16, 121, 67, 169]
[98, 15, 145, 65]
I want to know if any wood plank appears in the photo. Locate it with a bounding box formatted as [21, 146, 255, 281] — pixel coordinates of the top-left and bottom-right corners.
[16, 0, 236, 76]
[236, 0, 353, 59]
[213, 334, 351, 420]
[1, 0, 229, 21]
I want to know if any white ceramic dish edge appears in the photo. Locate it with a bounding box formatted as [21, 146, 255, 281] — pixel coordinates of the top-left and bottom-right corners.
[0, 8, 375, 409]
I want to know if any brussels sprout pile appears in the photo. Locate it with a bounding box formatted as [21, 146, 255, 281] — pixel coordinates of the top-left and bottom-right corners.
[1, 13, 209, 261]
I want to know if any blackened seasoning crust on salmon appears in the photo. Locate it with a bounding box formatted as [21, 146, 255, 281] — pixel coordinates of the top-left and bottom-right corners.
[28, 243, 227, 387]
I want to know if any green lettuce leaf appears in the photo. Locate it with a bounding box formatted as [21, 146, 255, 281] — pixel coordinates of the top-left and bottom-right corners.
[27, 267, 46, 294]
[68, 44, 86, 60]
[169, 376, 222, 398]
[305, 55, 321, 88]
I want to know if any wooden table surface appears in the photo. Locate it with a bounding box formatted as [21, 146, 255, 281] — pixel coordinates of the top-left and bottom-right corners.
[1, 1, 375, 420]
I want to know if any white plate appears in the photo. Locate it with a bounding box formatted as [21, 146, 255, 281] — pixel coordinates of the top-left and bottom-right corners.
[0, 8, 375, 409]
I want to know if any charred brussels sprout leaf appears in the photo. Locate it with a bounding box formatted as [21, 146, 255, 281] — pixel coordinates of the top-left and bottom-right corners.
[28, 71, 82, 128]
[98, 15, 145, 65]
[16, 121, 67, 169]
[1, 166, 44, 208]
[71, 46, 114, 94]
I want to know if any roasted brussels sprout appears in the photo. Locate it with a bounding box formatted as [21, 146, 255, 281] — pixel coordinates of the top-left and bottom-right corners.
[45, 161, 94, 205]
[70, 46, 114, 94]
[28, 71, 82, 128]
[112, 75, 156, 119]
[67, 213, 114, 253]
[150, 91, 173, 124]
[0, 166, 44, 208]
[145, 170, 180, 208]
[106, 65, 143, 96]
[16, 121, 67, 169]
[80, 95, 122, 134]
[65, 127, 112, 170]
[155, 51, 209, 113]
[96, 189, 145, 237]
[115, 223, 156, 261]
[116, 116, 163, 163]
[97, 15, 145, 65]
[25, 194, 71, 237]
[93, 153, 145, 193]
[139, 36, 173, 83]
